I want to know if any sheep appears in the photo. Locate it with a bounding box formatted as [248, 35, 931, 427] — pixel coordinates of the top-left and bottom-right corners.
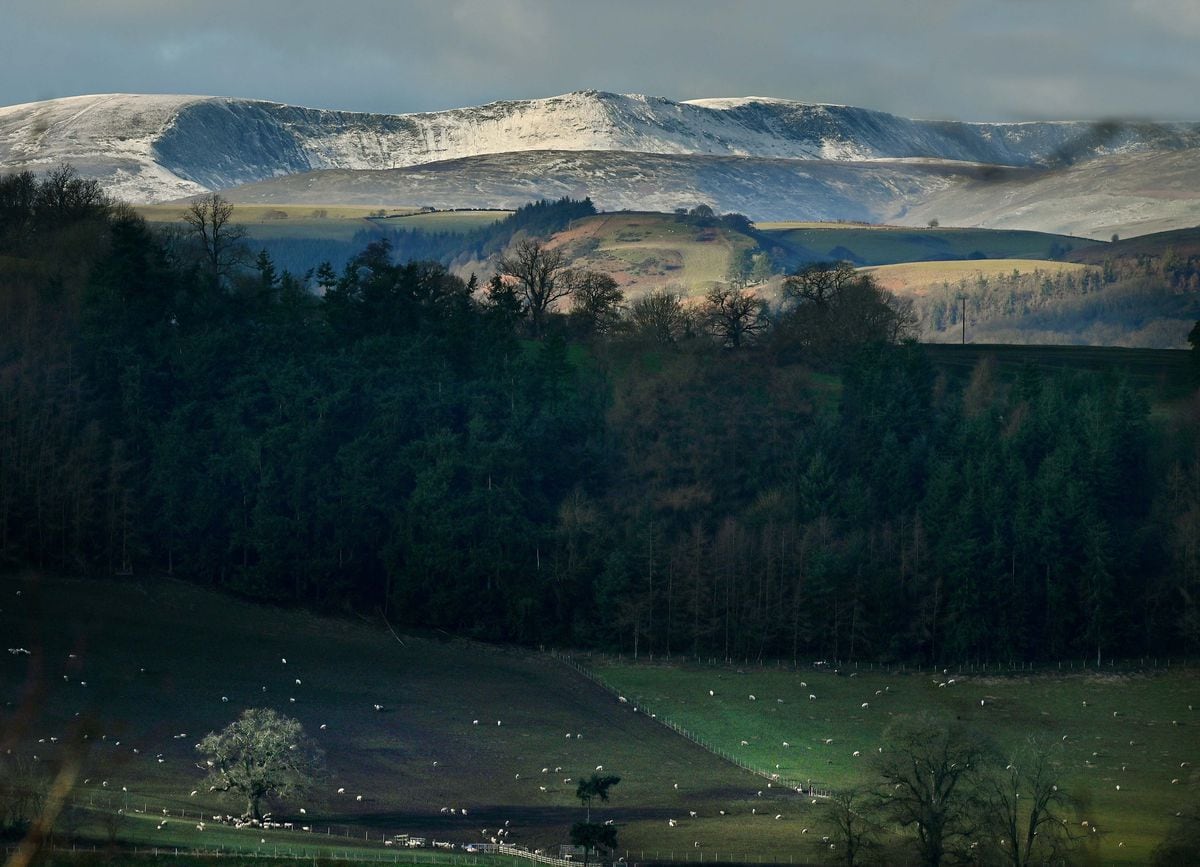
[749, 695, 756, 701]
[809, 694, 816, 701]
[708, 690, 714, 696]
[668, 819, 677, 827]
[357, 795, 363, 801]
[861, 702, 869, 709]
[337, 787, 345, 794]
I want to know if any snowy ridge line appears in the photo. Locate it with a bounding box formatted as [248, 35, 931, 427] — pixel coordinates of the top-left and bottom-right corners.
[3, 90, 1198, 204]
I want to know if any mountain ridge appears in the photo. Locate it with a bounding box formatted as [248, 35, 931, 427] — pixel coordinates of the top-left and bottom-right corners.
[2, 90, 1198, 237]
[4, 90, 1198, 202]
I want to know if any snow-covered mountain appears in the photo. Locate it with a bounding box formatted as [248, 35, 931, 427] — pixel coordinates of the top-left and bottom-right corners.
[3, 90, 1198, 206]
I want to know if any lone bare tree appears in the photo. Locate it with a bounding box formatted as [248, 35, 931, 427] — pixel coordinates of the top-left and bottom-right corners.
[196, 708, 323, 820]
[182, 193, 247, 288]
[496, 238, 569, 337]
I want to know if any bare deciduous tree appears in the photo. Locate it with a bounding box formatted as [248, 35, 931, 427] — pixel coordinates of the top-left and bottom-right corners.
[626, 289, 689, 344]
[702, 285, 769, 348]
[823, 786, 880, 866]
[496, 238, 569, 337]
[983, 739, 1081, 867]
[182, 193, 248, 288]
[565, 269, 624, 335]
[874, 714, 988, 867]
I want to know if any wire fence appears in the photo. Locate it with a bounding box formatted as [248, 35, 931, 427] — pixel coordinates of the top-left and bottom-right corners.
[558, 651, 1198, 676]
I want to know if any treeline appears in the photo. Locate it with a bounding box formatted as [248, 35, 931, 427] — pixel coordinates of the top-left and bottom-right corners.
[915, 255, 1200, 347]
[2, 167, 1199, 662]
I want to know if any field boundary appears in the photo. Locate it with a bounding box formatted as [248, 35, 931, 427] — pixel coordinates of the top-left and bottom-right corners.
[550, 653, 833, 800]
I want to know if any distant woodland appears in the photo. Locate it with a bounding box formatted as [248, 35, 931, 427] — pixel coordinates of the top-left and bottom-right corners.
[3, 167, 1200, 663]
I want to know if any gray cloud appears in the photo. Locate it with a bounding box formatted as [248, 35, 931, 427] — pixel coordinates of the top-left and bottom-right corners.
[1, 0, 1197, 121]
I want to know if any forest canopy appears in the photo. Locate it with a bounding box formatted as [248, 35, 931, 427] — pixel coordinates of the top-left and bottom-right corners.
[2, 167, 1198, 664]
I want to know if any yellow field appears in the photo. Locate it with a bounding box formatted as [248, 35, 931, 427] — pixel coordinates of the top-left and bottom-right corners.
[863, 259, 1094, 296]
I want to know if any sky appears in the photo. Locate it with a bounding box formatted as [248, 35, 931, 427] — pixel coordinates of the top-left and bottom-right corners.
[2, 0, 1198, 122]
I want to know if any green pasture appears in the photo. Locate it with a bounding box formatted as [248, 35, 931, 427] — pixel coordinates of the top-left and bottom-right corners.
[133, 205, 507, 243]
[591, 658, 1200, 865]
[378, 210, 510, 233]
[6, 574, 1196, 864]
[758, 224, 1091, 267]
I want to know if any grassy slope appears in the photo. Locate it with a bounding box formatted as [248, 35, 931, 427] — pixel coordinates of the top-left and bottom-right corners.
[758, 224, 1091, 267]
[862, 259, 1093, 297]
[1068, 225, 1200, 265]
[592, 659, 1200, 866]
[0, 575, 798, 860]
[547, 213, 758, 299]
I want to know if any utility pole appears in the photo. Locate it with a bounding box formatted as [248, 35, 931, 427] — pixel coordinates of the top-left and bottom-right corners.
[960, 295, 967, 345]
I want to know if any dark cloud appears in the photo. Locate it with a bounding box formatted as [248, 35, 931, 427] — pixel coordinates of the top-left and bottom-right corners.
[2, 0, 1197, 120]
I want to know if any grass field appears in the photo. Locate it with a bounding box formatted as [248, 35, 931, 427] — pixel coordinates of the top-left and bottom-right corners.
[758, 224, 1092, 267]
[133, 206, 508, 243]
[591, 658, 1200, 866]
[862, 259, 1094, 296]
[6, 573, 1195, 864]
[549, 213, 758, 299]
[379, 210, 511, 233]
